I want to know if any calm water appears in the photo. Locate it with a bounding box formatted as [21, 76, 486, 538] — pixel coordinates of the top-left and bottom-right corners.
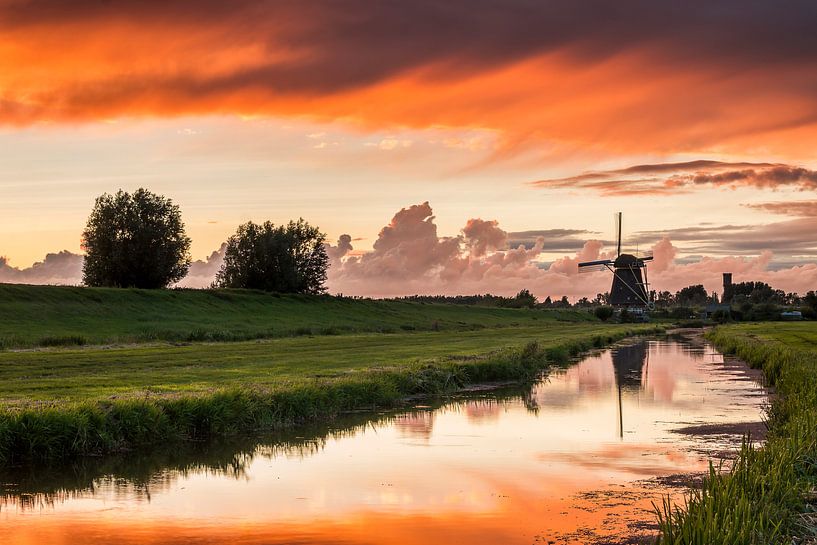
[1, 336, 768, 545]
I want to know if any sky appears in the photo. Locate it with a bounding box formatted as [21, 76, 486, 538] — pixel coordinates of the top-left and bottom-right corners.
[1, 1, 817, 298]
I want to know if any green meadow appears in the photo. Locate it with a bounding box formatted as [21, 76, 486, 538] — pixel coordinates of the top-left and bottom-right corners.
[0, 325, 637, 404]
[0, 284, 660, 464]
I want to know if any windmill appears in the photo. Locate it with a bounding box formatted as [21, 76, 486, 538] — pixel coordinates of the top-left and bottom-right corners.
[579, 212, 654, 309]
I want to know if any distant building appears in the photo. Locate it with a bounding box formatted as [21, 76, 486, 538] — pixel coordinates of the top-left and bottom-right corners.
[722, 272, 733, 302]
[703, 303, 731, 320]
[781, 311, 803, 321]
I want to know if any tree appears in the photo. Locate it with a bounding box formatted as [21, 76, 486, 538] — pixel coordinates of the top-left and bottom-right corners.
[675, 285, 708, 307]
[654, 290, 674, 307]
[551, 295, 571, 308]
[82, 188, 191, 288]
[594, 306, 614, 321]
[215, 219, 328, 293]
[507, 289, 537, 308]
[726, 281, 785, 305]
[593, 292, 610, 305]
[805, 291, 817, 311]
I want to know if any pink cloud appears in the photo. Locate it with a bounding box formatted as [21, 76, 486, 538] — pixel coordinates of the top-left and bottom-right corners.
[328, 203, 817, 299]
[0, 251, 83, 285]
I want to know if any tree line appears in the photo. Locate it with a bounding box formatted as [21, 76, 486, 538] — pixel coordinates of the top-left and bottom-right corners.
[77, 188, 817, 317]
[81, 188, 328, 293]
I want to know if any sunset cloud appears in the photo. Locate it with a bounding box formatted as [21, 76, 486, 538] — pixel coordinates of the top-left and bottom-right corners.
[0, 251, 82, 285]
[531, 161, 817, 196]
[744, 201, 817, 217]
[324, 203, 817, 298]
[2, 2, 817, 157]
[632, 217, 817, 256]
[175, 243, 226, 289]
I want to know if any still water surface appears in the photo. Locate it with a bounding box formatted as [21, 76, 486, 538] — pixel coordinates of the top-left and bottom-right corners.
[2, 336, 768, 544]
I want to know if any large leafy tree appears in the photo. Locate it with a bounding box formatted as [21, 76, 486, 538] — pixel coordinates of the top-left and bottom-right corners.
[82, 189, 191, 288]
[674, 284, 709, 307]
[215, 219, 328, 293]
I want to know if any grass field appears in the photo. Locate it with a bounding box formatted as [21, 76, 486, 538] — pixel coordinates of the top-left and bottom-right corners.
[0, 325, 636, 404]
[0, 284, 592, 349]
[658, 322, 817, 545]
[0, 284, 659, 464]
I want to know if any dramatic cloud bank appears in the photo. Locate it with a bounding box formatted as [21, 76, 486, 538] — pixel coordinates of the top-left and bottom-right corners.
[0, 251, 83, 285]
[325, 204, 817, 298]
[532, 161, 817, 196]
[2, 1, 817, 156]
[175, 243, 226, 288]
[4, 203, 816, 298]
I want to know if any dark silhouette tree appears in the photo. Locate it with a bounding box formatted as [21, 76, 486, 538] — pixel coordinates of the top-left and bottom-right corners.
[675, 284, 708, 307]
[82, 188, 191, 288]
[726, 281, 785, 305]
[594, 306, 614, 321]
[507, 288, 537, 308]
[215, 219, 328, 293]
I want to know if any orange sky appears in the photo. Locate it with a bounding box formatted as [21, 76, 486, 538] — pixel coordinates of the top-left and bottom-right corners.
[1, 1, 816, 296]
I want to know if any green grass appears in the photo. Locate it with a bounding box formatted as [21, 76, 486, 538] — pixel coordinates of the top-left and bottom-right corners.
[657, 322, 817, 544]
[0, 284, 659, 465]
[0, 325, 634, 403]
[0, 284, 593, 349]
[0, 320, 660, 464]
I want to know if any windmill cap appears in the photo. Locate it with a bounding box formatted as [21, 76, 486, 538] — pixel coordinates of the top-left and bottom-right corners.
[614, 253, 641, 267]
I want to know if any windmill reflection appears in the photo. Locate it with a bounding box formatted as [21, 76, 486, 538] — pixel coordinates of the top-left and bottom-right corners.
[610, 342, 649, 438]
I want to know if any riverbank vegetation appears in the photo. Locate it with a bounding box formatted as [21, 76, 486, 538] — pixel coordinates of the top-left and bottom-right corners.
[657, 322, 817, 544]
[0, 321, 661, 464]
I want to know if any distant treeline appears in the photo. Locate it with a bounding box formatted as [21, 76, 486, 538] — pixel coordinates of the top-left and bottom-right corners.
[652, 281, 806, 308]
[392, 290, 605, 309]
[393, 283, 817, 322]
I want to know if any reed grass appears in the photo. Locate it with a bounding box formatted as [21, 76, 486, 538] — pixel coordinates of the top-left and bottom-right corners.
[656, 324, 817, 544]
[0, 326, 660, 465]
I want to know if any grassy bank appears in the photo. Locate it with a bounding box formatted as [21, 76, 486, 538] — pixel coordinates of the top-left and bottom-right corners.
[0, 324, 660, 465]
[657, 322, 817, 544]
[0, 284, 592, 349]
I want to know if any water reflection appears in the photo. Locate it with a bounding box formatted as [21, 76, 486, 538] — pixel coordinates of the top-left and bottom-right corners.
[612, 342, 648, 391]
[1, 337, 767, 545]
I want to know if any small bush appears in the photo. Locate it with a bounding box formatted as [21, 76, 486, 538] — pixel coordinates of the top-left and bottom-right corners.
[594, 306, 614, 321]
[37, 335, 88, 347]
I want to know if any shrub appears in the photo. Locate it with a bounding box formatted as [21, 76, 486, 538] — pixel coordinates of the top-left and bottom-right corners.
[594, 306, 615, 321]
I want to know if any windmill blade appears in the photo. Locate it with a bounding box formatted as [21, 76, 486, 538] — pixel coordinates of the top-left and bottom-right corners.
[578, 264, 609, 273]
[578, 259, 613, 268]
[614, 212, 622, 257]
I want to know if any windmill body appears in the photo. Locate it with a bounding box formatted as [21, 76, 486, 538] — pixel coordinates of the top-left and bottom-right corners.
[579, 213, 654, 309]
[609, 253, 650, 306]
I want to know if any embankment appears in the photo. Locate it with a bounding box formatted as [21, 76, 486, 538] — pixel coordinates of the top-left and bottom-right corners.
[0, 284, 592, 349]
